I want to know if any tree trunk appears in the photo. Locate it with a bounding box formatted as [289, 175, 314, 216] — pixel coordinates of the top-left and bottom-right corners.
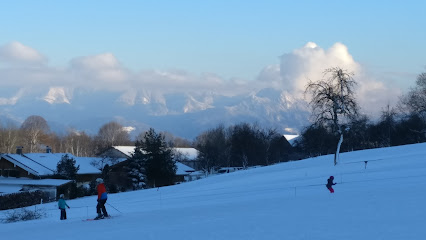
[334, 132, 344, 165]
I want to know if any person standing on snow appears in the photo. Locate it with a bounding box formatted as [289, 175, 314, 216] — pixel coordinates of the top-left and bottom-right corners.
[95, 178, 109, 219]
[58, 193, 70, 220]
[326, 176, 336, 193]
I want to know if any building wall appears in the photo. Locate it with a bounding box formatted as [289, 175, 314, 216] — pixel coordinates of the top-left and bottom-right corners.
[0, 158, 35, 178]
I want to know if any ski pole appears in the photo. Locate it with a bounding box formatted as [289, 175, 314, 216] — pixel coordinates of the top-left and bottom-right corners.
[106, 202, 122, 213]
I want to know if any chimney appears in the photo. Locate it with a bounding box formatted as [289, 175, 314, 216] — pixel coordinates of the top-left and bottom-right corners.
[16, 146, 23, 155]
[46, 146, 52, 153]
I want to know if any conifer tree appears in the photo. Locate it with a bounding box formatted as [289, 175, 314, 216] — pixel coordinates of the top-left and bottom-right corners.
[56, 154, 80, 180]
[142, 128, 177, 187]
[126, 142, 147, 190]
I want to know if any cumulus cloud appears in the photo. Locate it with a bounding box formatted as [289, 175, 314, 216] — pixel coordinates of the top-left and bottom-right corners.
[0, 42, 46, 65]
[0, 41, 404, 114]
[279, 42, 360, 93]
[257, 42, 400, 115]
[69, 53, 130, 90]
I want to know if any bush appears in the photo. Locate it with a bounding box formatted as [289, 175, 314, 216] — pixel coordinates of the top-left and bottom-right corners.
[3, 208, 46, 223]
[0, 191, 51, 210]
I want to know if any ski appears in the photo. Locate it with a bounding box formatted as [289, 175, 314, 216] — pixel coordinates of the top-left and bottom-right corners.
[83, 216, 112, 221]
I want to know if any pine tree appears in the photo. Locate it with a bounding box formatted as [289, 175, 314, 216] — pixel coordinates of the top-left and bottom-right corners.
[56, 154, 80, 180]
[142, 128, 177, 187]
[125, 142, 147, 190]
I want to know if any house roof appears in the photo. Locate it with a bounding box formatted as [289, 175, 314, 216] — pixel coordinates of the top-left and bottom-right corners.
[0, 177, 71, 195]
[0, 185, 23, 195]
[112, 146, 136, 157]
[0, 177, 71, 187]
[24, 153, 101, 175]
[1, 153, 101, 176]
[2, 154, 53, 176]
[284, 134, 300, 146]
[112, 146, 199, 160]
[174, 148, 199, 161]
[110, 146, 195, 175]
[176, 162, 195, 175]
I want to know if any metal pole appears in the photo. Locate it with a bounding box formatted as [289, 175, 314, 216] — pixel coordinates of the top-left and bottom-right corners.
[106, 202, 122, 213]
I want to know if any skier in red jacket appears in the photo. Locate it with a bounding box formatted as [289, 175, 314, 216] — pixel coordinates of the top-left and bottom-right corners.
[95, 178, 109, 219]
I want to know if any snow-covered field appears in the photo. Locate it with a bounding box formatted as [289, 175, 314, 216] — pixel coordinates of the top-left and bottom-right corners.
[1, 143, 426, 240]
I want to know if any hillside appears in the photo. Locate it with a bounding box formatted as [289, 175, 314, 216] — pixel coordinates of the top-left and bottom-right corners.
[1, 143, 426, 239]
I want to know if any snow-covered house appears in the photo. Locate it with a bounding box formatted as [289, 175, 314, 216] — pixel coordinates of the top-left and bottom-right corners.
[0, 150, 102, 196]
[174, 147, 200, 170]
[24, 153, 102, 183]
[0, 152, 101, 181]
[0, 177, 71, 200]
[99, 146, 196, 184]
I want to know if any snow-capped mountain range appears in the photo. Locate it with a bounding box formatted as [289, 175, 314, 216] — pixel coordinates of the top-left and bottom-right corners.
[0, 87, 310, 139]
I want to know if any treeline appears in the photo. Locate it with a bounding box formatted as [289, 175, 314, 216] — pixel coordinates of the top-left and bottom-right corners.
[296, 111, 426, 157]
[296, 69, 426, 158]
[0, 117, 191, 156]
[194, 123, 293, 174]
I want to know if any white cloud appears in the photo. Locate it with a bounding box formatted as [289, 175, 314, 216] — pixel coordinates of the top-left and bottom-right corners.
[257, 42, 401, 115]
[0, 42, 46, 65]
[278, 42, 361, 94]
[0, 41, 404, 115]
[0, 89, 24, 105]
[69, 53, 129, 90]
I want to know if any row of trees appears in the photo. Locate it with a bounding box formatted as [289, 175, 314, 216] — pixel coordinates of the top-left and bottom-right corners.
[194, 123, 293, 174]
[0, 118, 190, 156]
[298, 68, 426, 163]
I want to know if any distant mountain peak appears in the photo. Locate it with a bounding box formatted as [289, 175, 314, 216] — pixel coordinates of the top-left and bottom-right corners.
[43, 87, 71, 104]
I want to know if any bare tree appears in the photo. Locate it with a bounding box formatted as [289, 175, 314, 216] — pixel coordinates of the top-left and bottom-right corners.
[95, 121, 131, 153]
[305, 67, 359, 165]
[195, 125, 229, 175]
[20, 115, 50, 153]
[63, 129, 96, 156]
[0, 121, 20, 153]
[401, 71, 426, 116]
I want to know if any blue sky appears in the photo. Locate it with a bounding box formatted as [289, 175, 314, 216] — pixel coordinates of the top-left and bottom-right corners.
[1, 0, 425, 82]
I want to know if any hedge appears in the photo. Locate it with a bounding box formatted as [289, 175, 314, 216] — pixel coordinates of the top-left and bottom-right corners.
[0, 191, 51, 210]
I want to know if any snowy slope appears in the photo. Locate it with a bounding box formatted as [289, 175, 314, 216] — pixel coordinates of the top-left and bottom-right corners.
[1, 143, 426, 239]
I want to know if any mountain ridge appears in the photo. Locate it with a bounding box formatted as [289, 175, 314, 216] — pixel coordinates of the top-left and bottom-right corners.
[0, 87, 310, 139]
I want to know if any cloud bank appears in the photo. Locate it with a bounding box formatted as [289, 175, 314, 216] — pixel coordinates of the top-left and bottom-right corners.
[0, 41, 402, 115]
[257, 42, 401, 115]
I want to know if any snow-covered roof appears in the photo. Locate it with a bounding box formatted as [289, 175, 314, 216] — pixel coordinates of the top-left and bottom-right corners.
[2, 154, 53, 176]
[110, 146, 195, 175]
[0, 177, 71, 187]
[1, 153, 101, 176]
[112, 146, 199, 160]
[0, 185, 23, 195]
[174, 148, 199, 160]
[176, 162, 195, 175]
[112, 146, 136, 157]
[284, 134, 300, 146]
[68, 156, 103, 174]
[24, 153, 101, 174]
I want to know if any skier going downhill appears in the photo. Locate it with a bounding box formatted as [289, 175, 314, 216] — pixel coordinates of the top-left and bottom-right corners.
[326, 176, 336, 193]
[95, 178, 109, 219]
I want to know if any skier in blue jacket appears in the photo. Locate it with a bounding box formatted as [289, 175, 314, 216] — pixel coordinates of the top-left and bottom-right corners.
[58, 194, 70, 220]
